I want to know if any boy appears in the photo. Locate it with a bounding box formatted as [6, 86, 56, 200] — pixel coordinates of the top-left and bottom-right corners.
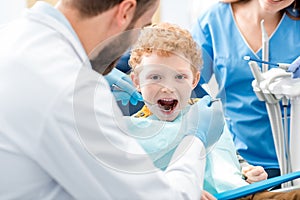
[128, 22, 273, 199]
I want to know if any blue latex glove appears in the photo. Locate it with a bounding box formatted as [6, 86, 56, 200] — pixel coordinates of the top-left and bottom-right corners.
[287, 56, 300, 78]
[104, 68, 143, 105]
[183, 95, 224, 148]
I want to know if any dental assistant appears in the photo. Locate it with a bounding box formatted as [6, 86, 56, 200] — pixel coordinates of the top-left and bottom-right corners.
[192, 0, 300, 178]
[0, 0, 225, 199]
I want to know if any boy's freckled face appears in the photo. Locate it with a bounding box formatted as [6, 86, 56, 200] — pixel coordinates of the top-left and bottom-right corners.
[134, 53, 198, 121]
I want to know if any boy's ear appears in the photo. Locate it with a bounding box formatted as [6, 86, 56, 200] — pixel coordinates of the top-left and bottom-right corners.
[115, 0, 136, 28]
[130, 73, 141, 92]
[192, 71, 200, 89]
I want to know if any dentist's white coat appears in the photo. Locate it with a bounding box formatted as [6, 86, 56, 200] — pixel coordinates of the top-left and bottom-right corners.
[0, 2, 205, 199]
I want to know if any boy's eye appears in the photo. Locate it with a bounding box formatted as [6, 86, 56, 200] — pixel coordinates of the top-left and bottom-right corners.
[150, 75, 161, 80]
[175, 74, 186, 80]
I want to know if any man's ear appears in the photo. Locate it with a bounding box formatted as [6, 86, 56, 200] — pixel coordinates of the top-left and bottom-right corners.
[192, 71, 200, 89]
[130, 72, 141, 92]
[115, 0, 136, 28]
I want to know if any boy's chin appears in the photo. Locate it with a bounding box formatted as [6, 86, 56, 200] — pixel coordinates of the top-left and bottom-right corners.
[155, 111, 180, 122]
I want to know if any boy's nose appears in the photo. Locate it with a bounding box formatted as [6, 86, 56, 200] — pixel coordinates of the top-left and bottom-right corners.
[160, 86, 175, 93]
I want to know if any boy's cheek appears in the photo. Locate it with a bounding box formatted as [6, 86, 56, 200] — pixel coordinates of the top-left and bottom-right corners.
[140, 88, 155, 104]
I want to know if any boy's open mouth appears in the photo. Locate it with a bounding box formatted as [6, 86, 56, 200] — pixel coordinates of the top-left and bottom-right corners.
[157, 99, 178, 112]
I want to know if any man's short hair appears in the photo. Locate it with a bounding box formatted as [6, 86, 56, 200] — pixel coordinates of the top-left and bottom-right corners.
[64, 0, 158, 20]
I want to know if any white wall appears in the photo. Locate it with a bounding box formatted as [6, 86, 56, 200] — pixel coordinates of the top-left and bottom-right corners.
[159, 0, 218, 31]
[0, 0, 26, 25]
[159, 0, 192, 30]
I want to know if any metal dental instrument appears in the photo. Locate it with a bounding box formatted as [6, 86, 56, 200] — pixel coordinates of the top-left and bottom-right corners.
[261, 20, 269, 72]
[243, 56, 290, 71]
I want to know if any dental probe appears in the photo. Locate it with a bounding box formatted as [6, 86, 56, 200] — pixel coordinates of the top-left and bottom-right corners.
[243, 56, 290, 71]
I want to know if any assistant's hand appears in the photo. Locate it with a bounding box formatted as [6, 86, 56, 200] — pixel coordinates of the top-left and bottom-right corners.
[287, 56, 300, 78]
[242, 165, 268, 184]
[184, 95, 224, 148]
[201, 190, 216, 200]
[104, 68, 143, 105]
